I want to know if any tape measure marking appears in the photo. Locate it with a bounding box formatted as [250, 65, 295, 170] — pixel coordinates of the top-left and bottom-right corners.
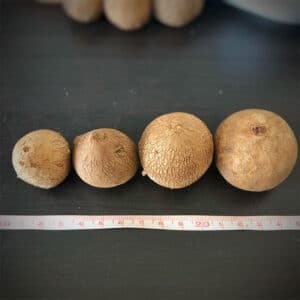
[0, 215, 299, 231]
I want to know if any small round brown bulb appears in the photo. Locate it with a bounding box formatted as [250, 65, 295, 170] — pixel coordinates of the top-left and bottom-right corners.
[12, 129, 71, 189]
[139, 112, 214, 189]
[62, 0, 103, 23]
[154, 0, 205, 28]
[104, 0, 152, 31]
[215, 109, 298, 192]
[73, 128, 138, 188]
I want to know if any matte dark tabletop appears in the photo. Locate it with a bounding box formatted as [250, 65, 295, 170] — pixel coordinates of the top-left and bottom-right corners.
[0, 1, 299, 299]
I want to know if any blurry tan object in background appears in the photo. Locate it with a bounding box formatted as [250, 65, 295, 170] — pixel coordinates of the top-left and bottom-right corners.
[36, 0, 300, 29]
[62, 0, 103, 23]
[154, 0, 205, 27]
[36, 0, 205, 29]
[104, 0, 152, 31]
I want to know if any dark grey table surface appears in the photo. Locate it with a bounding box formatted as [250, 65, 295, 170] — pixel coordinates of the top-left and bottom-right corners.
[0, 1, 299, 299]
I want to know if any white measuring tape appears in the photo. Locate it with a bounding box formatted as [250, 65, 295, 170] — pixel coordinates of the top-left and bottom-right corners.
[0, 215, 299, 231]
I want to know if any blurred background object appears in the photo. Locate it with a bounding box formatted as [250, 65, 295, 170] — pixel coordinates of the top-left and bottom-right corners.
[153, 0, 205, 28]
[103, 0, 152, 31]
[36, 0, 300, 27]
[62, 0, 103, 23]
[225, 0, 300, 24]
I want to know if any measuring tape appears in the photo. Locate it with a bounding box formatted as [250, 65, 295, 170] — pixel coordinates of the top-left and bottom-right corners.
[0, 215, 299, 231]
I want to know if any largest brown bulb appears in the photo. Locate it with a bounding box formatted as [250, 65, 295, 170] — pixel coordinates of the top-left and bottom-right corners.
[215, 109, 298, 192]
[139, 112, 214, 189]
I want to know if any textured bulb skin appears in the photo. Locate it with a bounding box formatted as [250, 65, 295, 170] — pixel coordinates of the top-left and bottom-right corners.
[73, 128, 138, 188]
[104, 0, 152, 31]
[154, 0, 205, 27]
[139, 112, 213, 189]
[215, 109, 298, 192]
[12, 129, 71, 189]
[62, 0, 103, 23]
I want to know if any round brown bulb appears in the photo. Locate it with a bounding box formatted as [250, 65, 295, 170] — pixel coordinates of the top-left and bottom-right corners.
[139, 112, 214, 189]
[154, 0, 205, 28]
[215, 109, 298, 192]
[104, 0, 152, 31]
[62, 0, 103, 23]
[12, 129, 71, 189]
[73, 128, 138, 188]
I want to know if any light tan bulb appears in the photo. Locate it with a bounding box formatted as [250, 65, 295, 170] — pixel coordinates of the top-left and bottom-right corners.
[215, 109, 298, 191]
